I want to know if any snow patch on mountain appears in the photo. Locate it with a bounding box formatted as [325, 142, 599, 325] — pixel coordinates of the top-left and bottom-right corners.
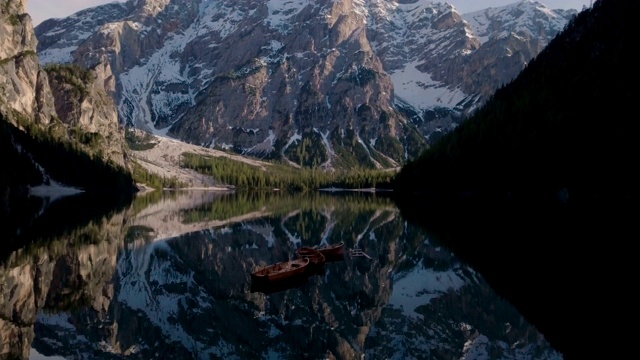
[247, 129, 276, 153]
[389, 265, 467, 318]
[118, 25, 196, 134]
[37, 313, 76, 331]
[117, 240, 215, 357]
[38, 46, 77, 65]
[265, 0, 313, 30]
[391, 60, 467, 109]
[200, 0, 254, 39]
[36, 313, 91, 349]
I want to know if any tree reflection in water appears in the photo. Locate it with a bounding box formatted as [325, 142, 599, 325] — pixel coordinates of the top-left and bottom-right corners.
[1, 190, 562, 359]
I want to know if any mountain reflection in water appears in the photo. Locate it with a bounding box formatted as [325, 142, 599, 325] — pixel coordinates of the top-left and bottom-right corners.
[0, 191, 562, 359]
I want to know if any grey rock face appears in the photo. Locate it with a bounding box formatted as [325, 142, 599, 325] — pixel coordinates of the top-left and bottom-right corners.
[46, 63, 128, 167]
[460, 1, 576, 101]
[0, 0, 56, 125]
[35, 0, 577, 169]
[1, 0, 131, 177]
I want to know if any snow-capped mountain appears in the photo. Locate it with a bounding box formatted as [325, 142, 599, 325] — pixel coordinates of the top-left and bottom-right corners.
[35, 0, 576, 169]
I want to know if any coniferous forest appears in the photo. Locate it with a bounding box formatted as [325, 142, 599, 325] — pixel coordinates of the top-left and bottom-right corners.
[0, 114, 136, 196]
[1, 113, 137, 253]
[181, 152, 395, 191]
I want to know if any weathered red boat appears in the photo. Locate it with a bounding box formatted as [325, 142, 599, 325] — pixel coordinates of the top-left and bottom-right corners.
[296, 247, 326, 274]
[314, 242, 345, 261]
[296, 247, 325, 265]
[250, 258, 310, 283]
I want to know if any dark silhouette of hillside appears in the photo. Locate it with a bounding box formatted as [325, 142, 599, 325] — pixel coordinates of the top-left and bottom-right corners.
[1, 114, 136, 254]
[392, 0, 637, 358]
[0, 116, 136, 196]
[393, 0, 638, 200]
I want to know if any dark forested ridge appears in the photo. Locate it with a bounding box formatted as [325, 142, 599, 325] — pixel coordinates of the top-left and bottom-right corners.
[392, 1, 637, 358]
[0, 113, 136, 198]
[392, 0, 639, 200]
[1, 113, 138, 253]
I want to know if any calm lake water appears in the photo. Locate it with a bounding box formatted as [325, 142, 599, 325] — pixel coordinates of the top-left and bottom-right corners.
[1, 190, 563, 359]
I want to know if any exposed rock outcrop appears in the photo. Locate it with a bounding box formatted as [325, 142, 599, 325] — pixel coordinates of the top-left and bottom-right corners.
[35, 0, 577, 169]
[46, 63, 127, 167]
[1, 0, 134, 192]
[0, 0, 56, 125]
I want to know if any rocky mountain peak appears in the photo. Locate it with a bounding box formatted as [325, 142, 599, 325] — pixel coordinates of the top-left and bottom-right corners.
[2, 0, 25, 15]
[34, 0, 578, 169]
[464, 0, 573, 46]
[131, 0, 171, 18]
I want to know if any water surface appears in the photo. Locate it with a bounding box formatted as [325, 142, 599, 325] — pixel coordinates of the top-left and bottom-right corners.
[0, 191, 562, 359]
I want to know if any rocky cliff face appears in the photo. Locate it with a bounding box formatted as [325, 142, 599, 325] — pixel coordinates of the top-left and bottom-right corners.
[0, 0, 56, 125]
[45, 63, 128, 167]
[0, 0, 130, 176]
[35, 0, 576, 169]
[461, 1, 576, 99]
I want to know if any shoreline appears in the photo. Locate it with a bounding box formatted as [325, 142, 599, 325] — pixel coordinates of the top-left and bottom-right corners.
[135, 184, 235, 196]
[163, 186, 235, 191]
[319, 187, 393, 193]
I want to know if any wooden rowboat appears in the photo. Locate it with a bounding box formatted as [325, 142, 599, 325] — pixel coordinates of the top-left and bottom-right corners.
[296, 247, 326, 274]
[296, 247, 326, 266]
[251, 258, 310, 283]
[313, 242, 345, 261]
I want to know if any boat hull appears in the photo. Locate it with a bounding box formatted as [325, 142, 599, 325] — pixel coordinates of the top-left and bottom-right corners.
[296, 247, 326, 274]
[315, 242, 345, 262]
[251, 258, 310, 284]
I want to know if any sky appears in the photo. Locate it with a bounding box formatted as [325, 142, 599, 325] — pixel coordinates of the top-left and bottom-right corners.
[27, 0, 592, 26]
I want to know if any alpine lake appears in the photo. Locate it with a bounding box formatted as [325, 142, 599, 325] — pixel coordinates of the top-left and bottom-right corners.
[0, 189, 563, 360]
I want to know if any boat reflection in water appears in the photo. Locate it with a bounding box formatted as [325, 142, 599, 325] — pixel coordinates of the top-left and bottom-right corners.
[250, 258, 310, 284]
[251, 242, 347, 294]
[249, 272, 310, 295]
[0, 190, 564, 359]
